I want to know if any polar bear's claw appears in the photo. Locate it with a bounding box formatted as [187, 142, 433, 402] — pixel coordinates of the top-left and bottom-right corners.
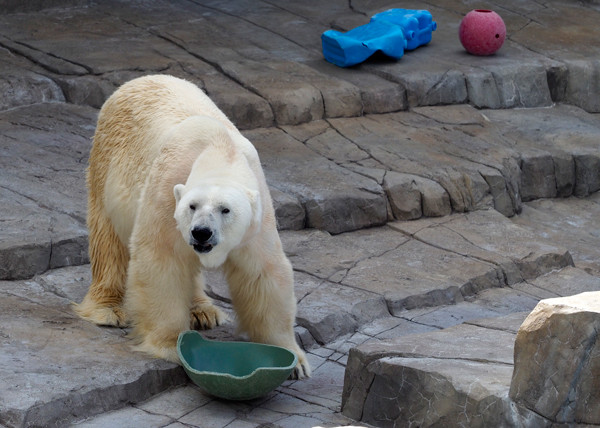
[287, 349, 311, 379]
[190, 303, 228, 330]
[290, 360, 311, 380]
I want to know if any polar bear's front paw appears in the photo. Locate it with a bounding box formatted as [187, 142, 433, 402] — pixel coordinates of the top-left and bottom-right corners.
[73, 297, 128, 327]
[190, 302, 228, 330]
[290, 349, 311, 380]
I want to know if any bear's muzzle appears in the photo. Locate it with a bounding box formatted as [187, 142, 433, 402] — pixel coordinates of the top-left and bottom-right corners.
[191, 226, 216, 253]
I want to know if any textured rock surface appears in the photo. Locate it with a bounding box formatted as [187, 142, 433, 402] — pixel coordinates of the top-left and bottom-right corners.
[246, 127, 388, 234]
[1, 0, 600, 117]
[511, 194, 600, 275]
[0, 103, 94, 280]
[340, 244, 600, 428]
[3, 102, 600, 279]
[0, 267, 187, 428]
[2, 203, 592, 427]
[341, 322, 545, 428]
[510, 292, 600, 424]
[1, 0, 600, 426]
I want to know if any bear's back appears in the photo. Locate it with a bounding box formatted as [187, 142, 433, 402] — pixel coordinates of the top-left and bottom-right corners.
[98, 75, 234, 143]
[90, 75, 237, 184]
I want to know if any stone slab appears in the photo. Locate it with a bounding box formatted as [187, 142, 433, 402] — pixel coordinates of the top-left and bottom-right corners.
[358, 316, 439, 341]
[227, 59, 326, 126]
[390, 209, 574, 285]
[347, 322, 517, 366]
[295, 280, 388, 345]
[164, 60, 275, 131]
[281, 227, 407, 281]
[284, 359, 346, 405]
[342, 322, 519, 426]
[73, 407, 173, 428]
[356, 357, 515, 428]
[327, 112, 499, 215]
[525, 266, 600, 297]
[280, 209, 575, 337]
[465, 311, 529, 335]
[245, 127, 387, 234]
[404, 291, 535, 331]
[342, 237, 501, 313]
[564, 59, 600, 112]
[2, 102, 600, 286]
[383, 171, 451, 220]
[1, 0, 600, 123]
[341, 263, 600, 427]
[512, 195, 600, 275]
[221, 59, 362, 125]
[0, 48, 65, 110]
[0, 103, 95, 280]
[3, 201, 596, 426]
[0, 266, 187, 428]
[485, 104, 600, 198]
[0, 8, 184, 75]
[304, 59, 407, 115]
[154, 1, 320, 63]
[133, 385, 212, 420]
[0, 103, 95, 220]
[270, 188, 305, 230]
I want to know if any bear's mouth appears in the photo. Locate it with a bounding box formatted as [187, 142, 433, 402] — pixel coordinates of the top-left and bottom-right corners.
[193, 243, 213, 253]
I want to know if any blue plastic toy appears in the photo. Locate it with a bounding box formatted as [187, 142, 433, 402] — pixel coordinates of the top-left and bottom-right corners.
[321, 21, 407, 68]
[321, 9, 437, 67]
[371, 9, 437, 51]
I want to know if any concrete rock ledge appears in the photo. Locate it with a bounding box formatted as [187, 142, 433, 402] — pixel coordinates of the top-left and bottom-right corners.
[3, 101, 600, 280]
[342, 283, 600, 427]
[1, 1, 600, 124]
[0, 208, 581, 427]
[1, 1, 600, 427]
[0, 266, 187, 428]
[341, 318, 546, 428]
[205, 209, 575, 346]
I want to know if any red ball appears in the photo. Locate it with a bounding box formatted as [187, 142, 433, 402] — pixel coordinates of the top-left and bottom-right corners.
[459, 9, 506, 56]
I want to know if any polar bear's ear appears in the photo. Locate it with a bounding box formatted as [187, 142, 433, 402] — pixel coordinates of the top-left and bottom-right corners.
[173, 184, 185, 205]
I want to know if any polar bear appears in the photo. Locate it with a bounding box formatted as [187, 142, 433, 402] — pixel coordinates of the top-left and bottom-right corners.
[74, 74, 310, 378]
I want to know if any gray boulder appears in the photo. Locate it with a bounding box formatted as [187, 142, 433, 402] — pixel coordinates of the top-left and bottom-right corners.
[510, 292, 600, 424]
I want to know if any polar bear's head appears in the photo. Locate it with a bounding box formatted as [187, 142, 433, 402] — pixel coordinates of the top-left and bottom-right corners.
[173, 182, 261, 268]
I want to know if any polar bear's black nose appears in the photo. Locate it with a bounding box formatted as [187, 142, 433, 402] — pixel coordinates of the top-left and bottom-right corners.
[191, 227, 213, 243]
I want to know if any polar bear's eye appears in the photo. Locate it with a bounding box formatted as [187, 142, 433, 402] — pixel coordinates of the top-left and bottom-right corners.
[189, 204, 196, 211]
[221, 207, 230, 214]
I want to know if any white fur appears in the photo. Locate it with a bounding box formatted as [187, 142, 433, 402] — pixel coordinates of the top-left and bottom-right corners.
[74, 75, 310, 378]
[173, 183, 259, 268]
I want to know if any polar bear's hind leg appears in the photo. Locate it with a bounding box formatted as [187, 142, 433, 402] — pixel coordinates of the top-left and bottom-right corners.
[74, 194, 128, 327]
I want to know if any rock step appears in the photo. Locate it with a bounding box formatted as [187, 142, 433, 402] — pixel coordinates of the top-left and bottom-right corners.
[341, 266, 600, 427]
[0, 206, 578, 427]
[3, 102, 600, 280]
[511, 193, 600, 276]
[205, 208, 573, 346]
[2, 1, 600, 123]
[0, 265, 188, 428]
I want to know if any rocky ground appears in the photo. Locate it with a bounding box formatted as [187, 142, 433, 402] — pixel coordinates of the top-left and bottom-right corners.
[1, 1, 600, 427]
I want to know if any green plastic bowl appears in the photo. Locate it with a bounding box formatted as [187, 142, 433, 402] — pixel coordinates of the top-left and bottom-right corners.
[177, 330, 298, 400]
